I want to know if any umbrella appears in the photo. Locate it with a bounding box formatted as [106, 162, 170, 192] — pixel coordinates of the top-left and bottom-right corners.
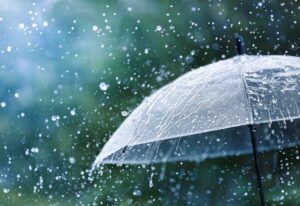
[93, 40, 300, 205]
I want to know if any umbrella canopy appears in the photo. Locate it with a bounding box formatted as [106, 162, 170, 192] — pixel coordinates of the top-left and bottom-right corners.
[93, 55, 300, 168]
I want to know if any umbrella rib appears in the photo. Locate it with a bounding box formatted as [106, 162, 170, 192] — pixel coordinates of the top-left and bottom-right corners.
[239, 57, 266, 206]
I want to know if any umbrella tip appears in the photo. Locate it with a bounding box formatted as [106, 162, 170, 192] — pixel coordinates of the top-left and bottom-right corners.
[235, 34, 245, 55]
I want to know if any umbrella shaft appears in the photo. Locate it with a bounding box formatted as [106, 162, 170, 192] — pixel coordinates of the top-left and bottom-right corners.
[249, 124, 266, 206]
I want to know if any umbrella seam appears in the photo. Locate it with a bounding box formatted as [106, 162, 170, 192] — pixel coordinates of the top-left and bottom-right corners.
[238, 56, 255, 123]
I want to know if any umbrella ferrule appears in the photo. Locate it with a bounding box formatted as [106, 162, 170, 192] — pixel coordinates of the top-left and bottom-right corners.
[122, 146, 128, 153]
[235, 35, 245, 55]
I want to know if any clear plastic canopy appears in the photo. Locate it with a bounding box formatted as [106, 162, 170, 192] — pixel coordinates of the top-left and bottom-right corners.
[93, 55, 300, 167]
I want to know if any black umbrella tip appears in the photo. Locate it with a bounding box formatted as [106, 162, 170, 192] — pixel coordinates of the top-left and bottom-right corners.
[235, 35, 245, 55]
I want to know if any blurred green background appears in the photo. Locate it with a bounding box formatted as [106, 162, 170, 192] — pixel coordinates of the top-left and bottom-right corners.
[0, 0, 300, 205]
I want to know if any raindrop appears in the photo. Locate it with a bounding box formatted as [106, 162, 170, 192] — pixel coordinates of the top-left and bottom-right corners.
[69, 157, 76, 164]
[51, 115, 59, 121]
[156, 25, 162, 31]
[3, 188, 9, 194]
[1, 102, 6, 108]
[6, 46, 12, 52]
[99, 82, 109, 91]
[121, 111, 129, 117]
[159, 164, 166, 180]
[18, 23, 25, 29]
[149, 173, 154, 188]
[43, 21, 48, 27]
[133, 189, 142, 196]
[92, 25, 98, 31]
[31, 147, 39, 153]
[70, 109, 76, 116]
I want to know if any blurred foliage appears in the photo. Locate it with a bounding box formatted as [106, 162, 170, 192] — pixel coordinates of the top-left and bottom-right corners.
[0, 0, 300, 205]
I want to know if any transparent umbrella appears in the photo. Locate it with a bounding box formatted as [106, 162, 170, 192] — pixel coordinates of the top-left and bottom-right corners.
[93, 45, 300, 205]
